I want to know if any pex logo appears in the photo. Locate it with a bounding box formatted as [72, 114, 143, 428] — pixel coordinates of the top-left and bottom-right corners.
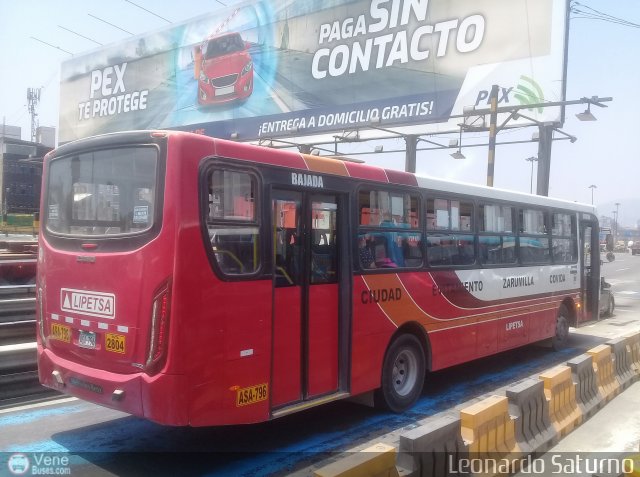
[474, 76, 545, 113]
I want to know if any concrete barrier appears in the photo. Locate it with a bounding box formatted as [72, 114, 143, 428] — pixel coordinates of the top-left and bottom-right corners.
[460, 395, 521, 464]
[566, 354, 602, 419]
[627, 333, 640, 377]
[607, 337, 636, 390]
[313, 443, 399, 477]
[539, 366, 582, 438]
[587, 344, 621, 403]
[397, 415, 468, 477]
[505, 378, 557, 455]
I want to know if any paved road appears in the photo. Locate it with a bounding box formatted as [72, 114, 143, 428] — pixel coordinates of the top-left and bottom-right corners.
[1, 258, 638, 476]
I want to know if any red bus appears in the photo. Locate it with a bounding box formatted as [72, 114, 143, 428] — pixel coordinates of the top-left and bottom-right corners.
[37, 131, 601, 426]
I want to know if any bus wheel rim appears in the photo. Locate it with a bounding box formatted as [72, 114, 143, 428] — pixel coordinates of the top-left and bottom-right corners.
[392, 349, 418, 396]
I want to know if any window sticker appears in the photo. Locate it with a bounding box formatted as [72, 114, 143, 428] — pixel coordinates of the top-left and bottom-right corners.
[133, 205, 149, 224]
[49, 204, 59, 220]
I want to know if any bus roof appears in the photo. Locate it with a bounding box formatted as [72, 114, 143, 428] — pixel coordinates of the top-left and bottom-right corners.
[53, 130, 596, 216]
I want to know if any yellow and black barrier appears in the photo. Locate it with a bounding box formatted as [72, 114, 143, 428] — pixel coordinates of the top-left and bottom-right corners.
[314, 341, 637, 477]
[626, 332, 640, 377]
[539, 366, 582, 438]
[460, 395, 521, 463]
[505, 378, 557, 454]
[607, 337, 636, 390]
[588, 344, 621, 403]
[397, 415, 467, 477]
[313, 443, 400, 477]
[567, 353, 603, 419]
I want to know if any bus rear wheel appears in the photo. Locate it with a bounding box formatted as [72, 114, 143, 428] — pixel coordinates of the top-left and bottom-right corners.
[551, 305, 571, 351]
[375, 334, 425, 412]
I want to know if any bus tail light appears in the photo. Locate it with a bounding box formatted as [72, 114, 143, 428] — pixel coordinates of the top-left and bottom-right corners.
[37, 287, 46, 346]
[146, 281, 172, 374]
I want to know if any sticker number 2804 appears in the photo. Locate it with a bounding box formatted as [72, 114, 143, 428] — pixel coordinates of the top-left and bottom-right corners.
[236, 383, 268, 407]
[105, 333, 126, 354]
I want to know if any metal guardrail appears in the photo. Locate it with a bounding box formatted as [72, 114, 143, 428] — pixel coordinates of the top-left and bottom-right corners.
[0, 282, 59, 404]
[0, 319, 36, 346]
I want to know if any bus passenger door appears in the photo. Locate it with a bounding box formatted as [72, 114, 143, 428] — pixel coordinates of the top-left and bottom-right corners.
[307, 195, 340, 398]
[579, 218, 600, 323]
[271, 190, 345, 410]
[271, 191, 303, 408]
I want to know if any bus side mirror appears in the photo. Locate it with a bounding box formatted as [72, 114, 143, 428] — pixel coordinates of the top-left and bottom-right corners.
[606, 233, 614, 252]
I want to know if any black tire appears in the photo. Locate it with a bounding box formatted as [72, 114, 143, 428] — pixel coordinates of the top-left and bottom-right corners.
[551, 305, 571, 351]
[375, 334, 425, 412]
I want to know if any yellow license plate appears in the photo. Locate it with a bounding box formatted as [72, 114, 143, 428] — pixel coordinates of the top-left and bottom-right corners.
[105, 333, 126, 354]
[236, 383, 268, 407]
[51, 323, 71, 343]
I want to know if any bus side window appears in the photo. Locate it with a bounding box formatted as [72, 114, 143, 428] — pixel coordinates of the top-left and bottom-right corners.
[373, 235, 398, 268]
[454, 237, 475, 265]
[401, 236, 423, 267]
[210, 229, 259, 274]
[427, 236, 453, 266]
[360, 207, 380, 226]
[207, 169, 260, 277]
[274, 227, 299, 286]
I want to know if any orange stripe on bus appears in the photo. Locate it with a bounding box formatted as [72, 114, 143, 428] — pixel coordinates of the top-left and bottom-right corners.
[362, 274, 434, 326]
[301, 154, 350, 176]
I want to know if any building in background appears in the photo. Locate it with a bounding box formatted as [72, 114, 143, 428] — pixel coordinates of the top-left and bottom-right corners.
[0, 125, 53, 217]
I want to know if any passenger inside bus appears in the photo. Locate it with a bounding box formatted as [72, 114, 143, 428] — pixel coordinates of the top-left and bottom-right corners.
[372, 236, 398, 268]
[358, 235, 376, 269]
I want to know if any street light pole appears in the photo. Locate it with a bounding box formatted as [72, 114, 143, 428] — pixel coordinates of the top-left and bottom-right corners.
[525, 156, 538, 194]
[588, 184, 597, 205]
[615, 202, 620, 241]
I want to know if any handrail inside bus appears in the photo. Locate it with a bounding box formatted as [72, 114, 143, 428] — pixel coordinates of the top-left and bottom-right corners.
[213, 249, 244, 272]
[275, 266, 293, 285]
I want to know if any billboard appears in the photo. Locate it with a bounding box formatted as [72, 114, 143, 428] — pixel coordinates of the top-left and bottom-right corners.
[59, 0, 569, 144]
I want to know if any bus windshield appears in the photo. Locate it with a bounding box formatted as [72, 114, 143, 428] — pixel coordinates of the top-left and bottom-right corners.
[46, 146, 158, 236]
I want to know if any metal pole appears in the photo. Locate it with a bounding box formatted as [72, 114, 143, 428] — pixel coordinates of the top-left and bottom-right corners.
[530, 160, 534, 194]
[536, 124, 554, 196]
[486, 85, 499, 187]
[405, 135, 418, 173]
[525, 157, 537, 194]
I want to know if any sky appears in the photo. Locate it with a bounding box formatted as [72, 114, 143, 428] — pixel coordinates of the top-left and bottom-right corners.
[0, 0, 638, 226]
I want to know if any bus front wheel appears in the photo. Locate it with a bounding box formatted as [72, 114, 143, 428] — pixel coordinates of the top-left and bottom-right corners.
[375, 334, 425, 412]
[551, 305, 571, 351]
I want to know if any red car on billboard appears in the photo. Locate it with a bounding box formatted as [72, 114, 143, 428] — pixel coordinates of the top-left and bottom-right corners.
[195, 32, 253, 105]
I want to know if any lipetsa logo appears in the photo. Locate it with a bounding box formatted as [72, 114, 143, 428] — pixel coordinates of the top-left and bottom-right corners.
[61, 288, 115, 319]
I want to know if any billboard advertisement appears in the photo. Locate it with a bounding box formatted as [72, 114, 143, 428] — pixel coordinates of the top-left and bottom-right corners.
[59, 0, 568, 144]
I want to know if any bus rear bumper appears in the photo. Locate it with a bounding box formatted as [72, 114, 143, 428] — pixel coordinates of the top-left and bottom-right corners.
[38, 346, 189, 426]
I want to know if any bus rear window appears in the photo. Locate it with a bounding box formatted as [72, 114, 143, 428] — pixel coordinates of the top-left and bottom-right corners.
[46, 147, 158, 236]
